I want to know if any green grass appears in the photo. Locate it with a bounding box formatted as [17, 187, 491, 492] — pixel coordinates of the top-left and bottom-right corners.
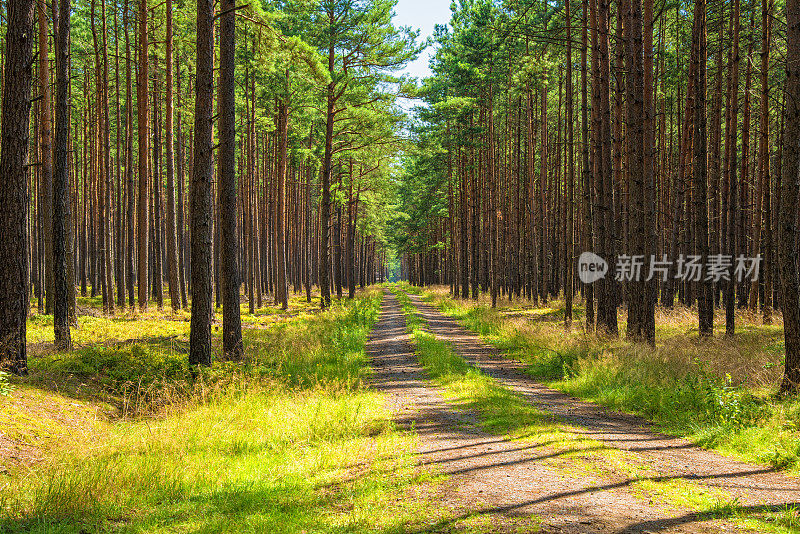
[1, 387, 429, 533]
[417, 286, 800, 473]
[24, 292, 376, 416]
[0, 289, 448, 533]
[0, 371, 12, 397]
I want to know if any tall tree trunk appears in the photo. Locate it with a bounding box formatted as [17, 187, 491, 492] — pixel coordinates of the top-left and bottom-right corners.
[709, 4, 725, 307]
[334, 174, 343, 299]
[565, 0, 574, 325]
[275, 94, 289, 310]
[101, 0, 113, 313]
[725, 0, 741, 336]
[164, 0, 180, 311]
[780, 0, 800, 393]
[692, 0, 713, 336]
[151, 83, 164, 307]
[136, 0, 149, 310]
[624, 0, 648, 342]
[760, 0, 775, 324]
[738, 14, 755, 309]
[750, 0, 772, 315]
[320, 30, 335, 309]
[189, 0, 214, 366]
[0, 0, 35, 371]
[53, 0, 71, 350]
[113, 1, 124, 309]
[488, 84, 498, 309]
[176, 53, 188, 308]
[539, 81, 548, 305]
[593, 0, 618, 335]
[642, 0, 655, 340]
[37, 0, 53, 316]
[581, 0, 593, 327]
[347, 181, 360, 300]
[124, 0, 135, 307]
[218, 0, 242, 358]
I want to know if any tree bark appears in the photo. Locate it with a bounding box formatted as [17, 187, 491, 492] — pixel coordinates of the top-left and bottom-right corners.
[581, 0, 593, 327]
[565, 0, 574, 325]
[37, 0, 53, 316]
[164, 0, 180, 311]
[725, 0, 741, 336]
[189, 0, 214, 366]
[136, 0, 149, 310]
[780, 0, 800, 393]
[750, 0, 772, 316]
[0, 0, 35, 372]
[692, 0, 713, 336]
[275, 94, 289, 310]
[53, 0, 71, 351]
[218, 0, 242, 358]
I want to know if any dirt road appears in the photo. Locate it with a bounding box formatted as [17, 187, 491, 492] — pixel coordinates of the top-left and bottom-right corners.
[366, 291, 786, 533]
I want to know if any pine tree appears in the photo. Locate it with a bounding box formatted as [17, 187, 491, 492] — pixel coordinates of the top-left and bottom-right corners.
[0, 0, 36, 372]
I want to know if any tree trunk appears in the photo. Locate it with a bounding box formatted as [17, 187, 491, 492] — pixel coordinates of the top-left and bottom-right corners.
[692, 0, 713, 336]
[0, 0, 35, 372]
[53, 0, 71, 351]
[780, 0, 800, 393]
[750, 0, 772, 316]
[725, 0, 740, 336]
[218, 0, 242, 358]
[164, 0, 180, 311]
[593, 0, 618, 335]
[189, 0, 214, 366]
[124, 0, 135, 307]
[275, 94, 289, 310]
[581, 0, 593, 327]
[37, 0, 53, 316]
[136, 0, 149, 310]
[218, 0, 242, 359]
[151, 83, 164, 308]
[320, 32, 335, 309]
[565, 0, 574, 325]
[100, 0, 113, 314]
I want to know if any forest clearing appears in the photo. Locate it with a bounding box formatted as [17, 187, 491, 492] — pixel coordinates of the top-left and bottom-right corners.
[1, 0, 800, 530]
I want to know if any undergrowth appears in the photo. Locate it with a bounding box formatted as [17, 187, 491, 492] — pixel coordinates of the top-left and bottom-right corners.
[0, 371, 12, 397]
[24, 293, 379, 417]
[0, 289, 443, 533]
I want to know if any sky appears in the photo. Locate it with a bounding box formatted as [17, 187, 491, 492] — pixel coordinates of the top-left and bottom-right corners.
[392, 0, 453, 80]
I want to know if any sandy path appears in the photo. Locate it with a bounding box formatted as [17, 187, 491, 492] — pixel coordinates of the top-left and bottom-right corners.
[406, 293, 800, 521]
[366, 291, 739, 533]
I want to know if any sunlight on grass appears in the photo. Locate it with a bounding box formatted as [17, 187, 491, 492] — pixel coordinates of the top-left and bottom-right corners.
[0, 289, 448, 533]
[1, 386, 430, 533]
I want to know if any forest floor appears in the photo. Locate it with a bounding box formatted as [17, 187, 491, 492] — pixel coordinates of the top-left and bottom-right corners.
[1, 286, 799, 532]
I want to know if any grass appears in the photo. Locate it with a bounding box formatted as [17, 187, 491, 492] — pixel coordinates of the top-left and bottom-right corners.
[0, 371, 13, 397]
[394, 284, 800, 533]
[2, 387, 429, 533]
[412, 284, 800, 473]
[0, 288, 447, 533]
